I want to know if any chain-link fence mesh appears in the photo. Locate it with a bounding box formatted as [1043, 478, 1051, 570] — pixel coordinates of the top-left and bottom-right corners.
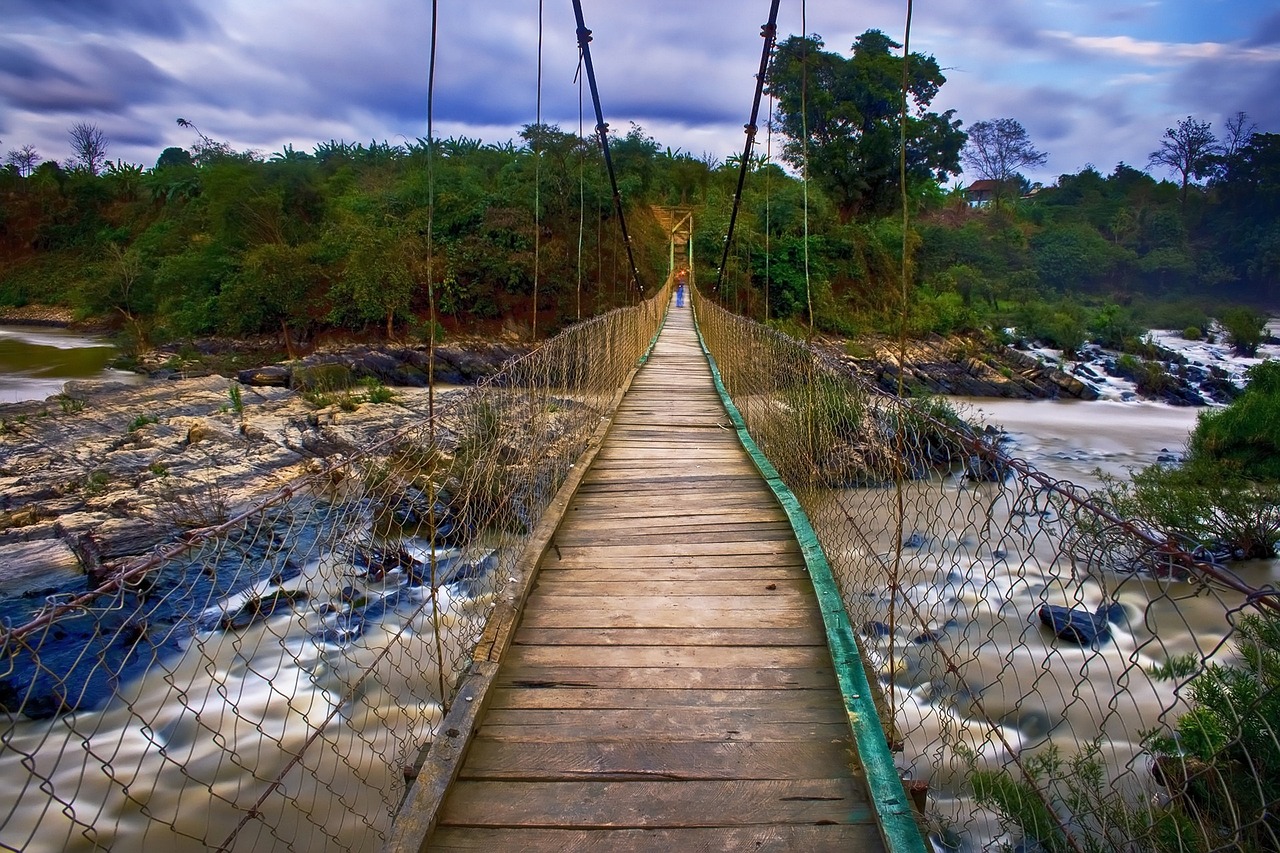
[0, 280, 670, 852]
[694, 288, 1280, 853]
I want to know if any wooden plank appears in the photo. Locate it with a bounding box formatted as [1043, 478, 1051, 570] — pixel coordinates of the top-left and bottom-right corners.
[457, 739, 853, 781]
[538, 554, 808, 571]
[528, 579, 813, 597]
[496, 665, 839, 690]
[428, 824, 883, 851]
[517, 606, 813, 630]
[476, 708, 849, 742]
[548, 540, 801, 558]
[532, 566, 809, 582]
[486, 687, 843, 711]
[504, 643, 833, 669]
[550, 526, 798, 546]
[437, 779, 873, 827]
[511, 626, 826, 647]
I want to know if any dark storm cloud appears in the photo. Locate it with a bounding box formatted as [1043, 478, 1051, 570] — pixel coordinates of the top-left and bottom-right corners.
[1174, 56, 1280, 129]
[0, 38, 174, 114]
[7, 0, 213, 38]
[1246, 11, 1280, 47]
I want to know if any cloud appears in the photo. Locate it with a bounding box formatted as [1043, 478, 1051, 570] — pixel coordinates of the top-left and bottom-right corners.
[1247, 10, 1280, 47]
[0, 38, 174, 114]
[6, 0, 213, 38]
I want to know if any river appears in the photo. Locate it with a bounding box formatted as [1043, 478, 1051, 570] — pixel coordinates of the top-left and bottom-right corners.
[0, 324, 136, 404]
[0, 331, 1268, 850]
[820, 395, 1280, 850]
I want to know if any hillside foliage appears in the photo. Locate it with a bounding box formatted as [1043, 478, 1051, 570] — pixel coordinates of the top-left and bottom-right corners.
[1, 34, 1277, 350]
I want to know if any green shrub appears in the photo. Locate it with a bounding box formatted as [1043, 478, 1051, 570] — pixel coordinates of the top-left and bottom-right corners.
[1219, 306, 1268, 357]
[1115, 354, 1178, 398]
[1149, 612, 1280, 852]
[1182, 326, 1202, 341]
[361, 377, 396, 404]
[1100, 458, 1280, 558]
[1188, 360, 1280, 481]
[970, 741, 1200, 853]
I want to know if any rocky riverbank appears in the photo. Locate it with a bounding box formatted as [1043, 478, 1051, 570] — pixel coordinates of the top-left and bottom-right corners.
[0, 375, 460, 599]
[828, 333, 1101, 400]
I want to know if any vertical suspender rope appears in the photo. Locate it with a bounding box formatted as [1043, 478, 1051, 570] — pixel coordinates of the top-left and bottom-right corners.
[423, 0, 449, 718]
[886, 0, 915, 764]
[765, 93, 773, 322]
[532, 0, 544, 340]
[715, 0, 782, 295]
[576, 55, 586, 321]
[801, 0, 813, 340]
[571, 0, 644, 296]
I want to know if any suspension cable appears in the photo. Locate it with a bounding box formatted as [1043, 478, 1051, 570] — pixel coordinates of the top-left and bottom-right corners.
[571, 0, 644, 295]
[715, 0, 782, 295]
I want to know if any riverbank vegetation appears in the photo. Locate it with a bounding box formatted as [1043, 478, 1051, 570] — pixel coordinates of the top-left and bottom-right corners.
[1, 30, 1275, 360]
[1100, 359, 1280, 559]
[973, 610, 1280, 853]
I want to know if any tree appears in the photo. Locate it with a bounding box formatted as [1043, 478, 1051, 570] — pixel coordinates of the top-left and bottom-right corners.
[1148, 116, 1217, 207]
[155, 147, 194, 169]
[68, 122, 108, 176]
[5, 144, 40, 177]
[1221, 110, 1258, 161]
[767, 30, 965, 220]
[961, 118, 1047, 208]
[1218, 305, 1268, 357]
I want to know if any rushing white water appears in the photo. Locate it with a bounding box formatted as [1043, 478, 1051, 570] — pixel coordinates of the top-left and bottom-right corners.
[0, 533, 501, 852]
[957, 397, 1200, 485]
[819, 393, 1280, 851]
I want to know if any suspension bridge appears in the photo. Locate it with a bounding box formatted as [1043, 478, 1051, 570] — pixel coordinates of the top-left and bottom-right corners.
[388, 293, 915, 851]
[2, 2, 1278, 851]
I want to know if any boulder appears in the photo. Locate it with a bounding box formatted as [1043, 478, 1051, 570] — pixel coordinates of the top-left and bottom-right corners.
[1038, 601, 1125, 645]
[237, 365, 291, 387]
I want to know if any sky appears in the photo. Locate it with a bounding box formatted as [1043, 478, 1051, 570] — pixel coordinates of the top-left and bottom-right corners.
[2, 0, 1278, 188]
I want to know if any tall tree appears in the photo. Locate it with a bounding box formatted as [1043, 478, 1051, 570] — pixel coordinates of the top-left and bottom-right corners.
[5, 144, 40, 177]
[1221, 111, 1258, 161]
[767, 30, 965, 220]
[1148, 116, 1217, 207]
[961, 118, 1047, 207]
[67, 122, 108, 176]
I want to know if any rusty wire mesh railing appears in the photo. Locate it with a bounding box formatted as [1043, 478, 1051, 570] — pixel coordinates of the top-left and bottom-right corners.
[693, 287, 1280, 853]
[0, 279, 670, 852]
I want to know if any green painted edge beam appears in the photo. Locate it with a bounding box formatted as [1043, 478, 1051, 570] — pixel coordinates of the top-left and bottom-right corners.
[691, 310, 929, 853]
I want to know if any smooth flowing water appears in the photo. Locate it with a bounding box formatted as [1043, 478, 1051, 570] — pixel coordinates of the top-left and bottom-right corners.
[0, 324, 134, 404]
[817, 396, 1279, 849]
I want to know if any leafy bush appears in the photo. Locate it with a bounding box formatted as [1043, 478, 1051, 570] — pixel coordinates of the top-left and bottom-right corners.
[1149, 612, 1280, 851]
[1188, 360, 1280, 481]
[1219, 306, 1269, 357]
[970, 741, 1198, 853]
[1100, 458, 1280, 558]
[1114, 354, 1179, 398]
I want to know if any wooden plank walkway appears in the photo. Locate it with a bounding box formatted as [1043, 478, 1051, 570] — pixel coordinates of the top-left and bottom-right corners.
[424, 301, 887, 851]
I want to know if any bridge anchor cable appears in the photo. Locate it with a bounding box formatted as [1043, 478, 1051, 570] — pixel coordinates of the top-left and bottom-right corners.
[571, 0, 644, 295]
[716, 0, 782, 294]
